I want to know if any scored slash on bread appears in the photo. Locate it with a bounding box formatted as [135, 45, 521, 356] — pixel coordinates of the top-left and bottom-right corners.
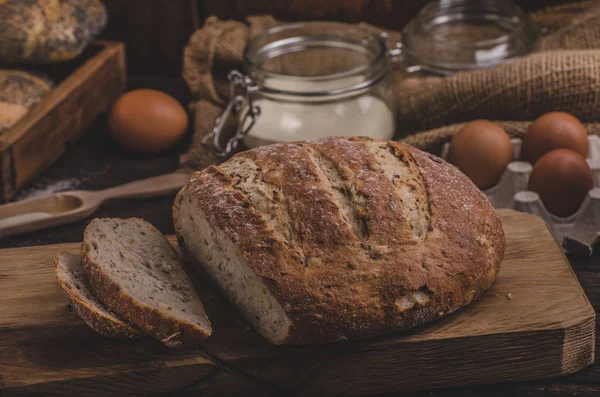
[55, 252, 143, 339]
[82, 218, 212, 347]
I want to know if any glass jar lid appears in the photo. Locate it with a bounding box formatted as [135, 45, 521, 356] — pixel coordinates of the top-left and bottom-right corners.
[244, 22, 389, 98]
[400, 0, 538, 76]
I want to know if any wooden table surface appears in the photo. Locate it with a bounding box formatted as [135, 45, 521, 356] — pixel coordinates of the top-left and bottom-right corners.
[1, 79, 599, 397]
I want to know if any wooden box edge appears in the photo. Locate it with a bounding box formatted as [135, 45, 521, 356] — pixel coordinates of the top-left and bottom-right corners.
[0, 41, 126, 203]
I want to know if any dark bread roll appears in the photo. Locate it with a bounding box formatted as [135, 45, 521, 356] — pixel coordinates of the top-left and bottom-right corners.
[0, 0, 107, 64]
[174, 136, 505, 345]
[0, 69, 53, 133]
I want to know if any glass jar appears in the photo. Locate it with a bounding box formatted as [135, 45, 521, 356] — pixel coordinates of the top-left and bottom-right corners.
[398, 0, 538, 76]
[204, 22, 396, 155]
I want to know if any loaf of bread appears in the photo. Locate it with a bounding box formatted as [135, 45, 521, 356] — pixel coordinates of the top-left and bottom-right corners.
[82, 218, 212, 347]
[55, 252, 142, 339]
[0, 0, 107, 64]
[174, 136, 505, 345]
[0, 70, 53, 133]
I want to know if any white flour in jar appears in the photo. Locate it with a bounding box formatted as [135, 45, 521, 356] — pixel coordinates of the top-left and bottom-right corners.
[242, 74, 395, 149]
[244, 95, 395, 148]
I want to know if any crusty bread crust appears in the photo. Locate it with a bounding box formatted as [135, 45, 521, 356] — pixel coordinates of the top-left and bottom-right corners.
[82, 219, 212, 347]
[176, 137, 505, 344]
[0, 0, 107, 63]
[54, 252, 142, 339]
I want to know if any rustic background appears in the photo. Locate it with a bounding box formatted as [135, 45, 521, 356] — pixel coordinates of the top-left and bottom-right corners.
[1, 1, 599, 396]
[98, 0, 579, 78]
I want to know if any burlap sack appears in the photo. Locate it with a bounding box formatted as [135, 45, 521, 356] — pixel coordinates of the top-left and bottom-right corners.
[181, 1, 600, 168]
[182, 16, 280, 105]
[181, 100, 224, 169]
[537, 0, 600, 50]
[529, 0, 594, 31]
[395, 49, 600, 132]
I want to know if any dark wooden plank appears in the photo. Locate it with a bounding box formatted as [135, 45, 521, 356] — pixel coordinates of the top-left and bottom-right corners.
[0, 325, 218, 395]
[100, 0, 202, 77]
[202, 0, 427, 30]
[0, 149, 12, 203]
[90, 0, 579, 78]
[570, 252, 600, 272]
[2, 361, 279, 397]
[575, 270, 600, 311]
[202, 0, 577, 31]
[407, 382, 600, 397]
[176, 368, 282, 397]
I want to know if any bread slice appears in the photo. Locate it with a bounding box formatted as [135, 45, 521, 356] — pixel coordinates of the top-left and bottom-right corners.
[55, 252, 142, 339]
[82, 218, 212, 347]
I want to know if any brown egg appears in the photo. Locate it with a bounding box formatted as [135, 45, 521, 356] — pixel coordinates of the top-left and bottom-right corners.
[528, 149, 594, 217]
[448, 120, 513, 189]
[521, 112, 589, 164]
[109, 89, 188, 153]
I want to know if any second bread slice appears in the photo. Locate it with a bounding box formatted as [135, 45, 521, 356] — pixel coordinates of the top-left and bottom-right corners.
[55, 252, 143, 339]
[82, 218, 212, 347]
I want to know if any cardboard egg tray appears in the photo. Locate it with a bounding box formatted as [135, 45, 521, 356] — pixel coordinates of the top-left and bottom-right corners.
[441, 136, 600, 256]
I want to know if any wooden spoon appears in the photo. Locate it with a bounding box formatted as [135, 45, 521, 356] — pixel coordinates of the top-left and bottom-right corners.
[0, 171, 192, 239]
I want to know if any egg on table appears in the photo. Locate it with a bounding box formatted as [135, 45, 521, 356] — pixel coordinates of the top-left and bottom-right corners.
[109, 89, 188, 153]
[528, 148, 594, 218]
[521, 112, 589, 164]
[448, 120, 513, 189]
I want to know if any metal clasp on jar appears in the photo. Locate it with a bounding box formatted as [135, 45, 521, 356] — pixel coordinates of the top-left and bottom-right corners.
[201, 70, 261, 157]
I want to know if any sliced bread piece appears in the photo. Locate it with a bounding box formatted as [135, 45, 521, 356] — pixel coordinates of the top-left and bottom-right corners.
[82, 218, 212, 347]
[55, 252, 143, 339]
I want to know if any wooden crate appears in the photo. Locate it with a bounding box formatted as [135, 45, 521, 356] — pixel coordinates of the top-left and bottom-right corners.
[0, 41, 126, 203]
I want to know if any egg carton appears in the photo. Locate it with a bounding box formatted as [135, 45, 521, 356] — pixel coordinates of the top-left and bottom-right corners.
[441, 135, 600, 256]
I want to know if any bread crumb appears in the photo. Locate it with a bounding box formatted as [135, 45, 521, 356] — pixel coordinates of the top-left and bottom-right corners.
[242, 326, 251, 333]
[507, 293, 513, 300]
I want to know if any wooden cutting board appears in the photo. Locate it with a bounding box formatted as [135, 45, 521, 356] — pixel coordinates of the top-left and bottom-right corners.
[0, 210, 595, 396]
